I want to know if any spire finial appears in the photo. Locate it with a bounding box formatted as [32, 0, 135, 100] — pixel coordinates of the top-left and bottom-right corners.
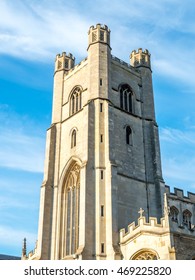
[22, 237, 27, 257]
[138, 208, 145, 218]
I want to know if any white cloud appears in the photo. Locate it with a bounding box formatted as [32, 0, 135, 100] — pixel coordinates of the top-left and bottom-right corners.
[0, 225, 36, 249]
[160, 127, 195, 145]
[0, 107, 45, 173]
[0, 193, 39, 211]
[0, 0, 90, 61]
[162, 157, 195, 182]
[0, 128, 45, 173]
[0, 0, 195, 88]
[159, 127, 195, 190]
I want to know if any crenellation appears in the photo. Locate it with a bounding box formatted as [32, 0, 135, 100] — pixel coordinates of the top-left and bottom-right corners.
[188, 192, 195, 202]
[175, 188, 184, 198]
[165, 185, 195, 202]
[130, 48, 151, 69]
[121, 216, 167, 239]
[56, 52, 75, 60]
[65, 57, 88, 76]
[111, 55, 140, 73]
[55, 52, 75, 72]
[88, 23, 111, 51]
[128, 221, 136, 233]
[89, 23, 110, 32]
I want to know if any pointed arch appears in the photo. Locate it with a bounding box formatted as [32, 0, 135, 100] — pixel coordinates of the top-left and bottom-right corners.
[124, 90, 128, 111]
[131, 249, 158, 260]
[69, 86, 83, 116]
[170, 206, 179, 222]
[183, 209, 192, 228]
[71, 129, 77, 148]
[119, 83, 134, 113]
[125, 125, 133, 145]
[126, 126, 132, 145]
[58, 158, 82, 259]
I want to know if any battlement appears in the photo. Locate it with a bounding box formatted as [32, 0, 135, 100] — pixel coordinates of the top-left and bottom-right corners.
[165, 185, 195, 203]
[55, 52, 75, 72]
[111, 55, 140, 73]
[65, 57, 88, 77]
[120, 215, 168, 243]
[88, 23, 111, 49]
[56, 52, 74, 60]
[89, 23, 110, 32]
[130, 48, 151, 69]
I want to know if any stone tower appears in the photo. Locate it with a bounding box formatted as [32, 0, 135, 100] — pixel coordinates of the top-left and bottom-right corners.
[28, 24, 166, 260]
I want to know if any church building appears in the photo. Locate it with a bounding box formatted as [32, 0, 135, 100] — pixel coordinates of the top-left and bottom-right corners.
[22, 24, 195, 260]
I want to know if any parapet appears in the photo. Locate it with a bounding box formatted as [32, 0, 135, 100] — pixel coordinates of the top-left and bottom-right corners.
[111, 55, 140, 74]
[88, 23, 110, 32]
[120, 215, 168, 243]
[55, 52, 75, 72]
[165, 185, 195, 203]
[130, 48, 151, 69]
[88, 23, 111, 50]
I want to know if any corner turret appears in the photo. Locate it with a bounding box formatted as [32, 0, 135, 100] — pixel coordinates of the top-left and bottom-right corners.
[55, 52, 75, 73]
[88, 23, 111, 50]
[130, 48, 151, 69]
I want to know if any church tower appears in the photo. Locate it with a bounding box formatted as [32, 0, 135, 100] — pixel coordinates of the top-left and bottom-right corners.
[30, 24, 166, 260]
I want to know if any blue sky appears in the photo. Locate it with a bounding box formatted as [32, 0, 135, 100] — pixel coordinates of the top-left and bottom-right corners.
[0, 0, 195, 257]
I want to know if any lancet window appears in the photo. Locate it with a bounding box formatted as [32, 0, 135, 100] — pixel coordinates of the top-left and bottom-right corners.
[71, 129, 77, 148]
[70, 86, 82, 116]
[60, 163, 80, 258]
[119, 84, 133, 113]
[126, 126, 132, 145]
[170, 206, 179, 222]
[183, 209, 192, 228]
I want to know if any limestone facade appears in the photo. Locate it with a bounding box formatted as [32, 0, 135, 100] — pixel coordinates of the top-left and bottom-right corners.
[22, 24, 195, 260]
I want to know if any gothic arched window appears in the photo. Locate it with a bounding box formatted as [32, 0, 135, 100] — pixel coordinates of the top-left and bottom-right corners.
[60, 163, 80, 258]
[71, 129, 77, 148]
[132, 250, 158, 260]
[126, 126, 132, 145]
[183, 209, 192, 228]
[70, 86, 82, 116]
[170, 206, 179, 222]
[119, 84, 133, 113]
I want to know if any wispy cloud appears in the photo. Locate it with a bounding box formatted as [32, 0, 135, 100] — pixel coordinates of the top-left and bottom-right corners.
[0, 129, 44, 172]
[0, 105, 45, 173]
[0, 0, 195, 89]
[1, 1, 195, 59]
[160, 127, 195, 145]
[0, 225, 37, 252]
[159, 127, 195, 191]
[0, 0, 90, 61]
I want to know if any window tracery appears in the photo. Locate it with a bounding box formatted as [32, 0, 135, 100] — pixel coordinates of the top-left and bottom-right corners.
[60, 163, 80, 258]
[119, 84, 133, 113]
[170, 206, 179, 222]
[183, 209, 192, 228]
[70, 87, 82, 116]
[132, 250, 158, 260]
